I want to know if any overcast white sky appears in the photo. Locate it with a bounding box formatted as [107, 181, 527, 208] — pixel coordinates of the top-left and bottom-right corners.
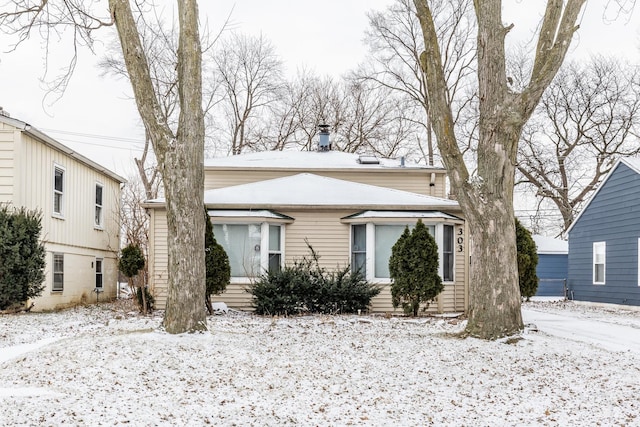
[0, 1, 639, 177]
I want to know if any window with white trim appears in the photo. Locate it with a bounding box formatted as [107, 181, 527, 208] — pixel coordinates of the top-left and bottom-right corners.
[268, 225, 282, 274]
[53, 166, 65, 216]
[213, 223, 284, 278]
[95, 183, 103, 227]
[95, 258, 103, 289]
[53, 253, 64, 291]
[443, 225, 455, 282]
[352, 222, 455, 282]
[351, 224, 367, 275]
[593, 241, 606, 284]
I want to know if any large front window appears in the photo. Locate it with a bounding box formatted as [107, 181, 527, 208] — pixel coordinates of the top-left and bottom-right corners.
[351, 222, 455, 282]
[213, 223, 283, 278]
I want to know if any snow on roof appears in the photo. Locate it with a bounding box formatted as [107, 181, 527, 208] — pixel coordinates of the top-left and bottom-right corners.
[204, 150, 440, 170]
[201, 173, 459, 209]
[207, 209, 294, 221]
[343, 210, 462, 221]
[622, 157, 640, 174]
[533, 235, 568, 255]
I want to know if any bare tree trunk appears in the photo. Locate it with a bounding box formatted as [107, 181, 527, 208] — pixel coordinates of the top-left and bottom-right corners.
[413, 0, 585, 339]
[110, 0, 207, 333]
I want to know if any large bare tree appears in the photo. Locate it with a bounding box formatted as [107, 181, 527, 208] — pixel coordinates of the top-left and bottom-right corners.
[517, 56, 640, 235]
[213, 32, 285, 155]
[359, 0, 476, 165]
[413, 0, 587, 339]
[1, 0, 207, 333]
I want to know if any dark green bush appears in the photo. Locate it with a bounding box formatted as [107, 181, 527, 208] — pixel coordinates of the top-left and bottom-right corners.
[516, 218, 539, 301]
[389, 220, 443, 316]
[250, 247, 380, 315]
[136, 286, 155, 312]
[205, 210, 230, 314]
[0, 205, 46, 310]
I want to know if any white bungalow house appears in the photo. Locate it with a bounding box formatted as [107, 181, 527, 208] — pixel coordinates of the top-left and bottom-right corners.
[0, 108, 125, 311]
[145, 149, 469, 314]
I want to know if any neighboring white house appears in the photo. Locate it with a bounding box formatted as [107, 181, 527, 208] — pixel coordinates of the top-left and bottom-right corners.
[0, 108, 125, 311]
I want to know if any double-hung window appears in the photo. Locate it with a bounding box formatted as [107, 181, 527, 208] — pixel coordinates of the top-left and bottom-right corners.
[95, 258, 103, 289]
[442, 225, 455, 282]
[53, 166, 65, 216]
[593, 241, 606, 284]
[351, 224, 367, 275]
[268, 225, 282, 273]
[53, 253, 64, 291]
[95, 183, 103, 227]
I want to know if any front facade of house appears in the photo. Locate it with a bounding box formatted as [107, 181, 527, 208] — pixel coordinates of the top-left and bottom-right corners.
[146, 150, 469, 314]
[0, 110, 124, 311]
[567, 158, 640, 306]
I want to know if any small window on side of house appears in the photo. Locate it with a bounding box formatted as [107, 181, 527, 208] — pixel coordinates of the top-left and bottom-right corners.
[53, 253, 64, 291]
[95, 183, 103, 227]
[95, 258, 103, 289]
[53, 166, 65, 217]
[593, 241, 606, 285]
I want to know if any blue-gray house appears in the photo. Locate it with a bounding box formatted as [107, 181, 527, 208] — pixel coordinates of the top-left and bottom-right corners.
[567, 157, 640, 306]
[533, 235, 568, 297]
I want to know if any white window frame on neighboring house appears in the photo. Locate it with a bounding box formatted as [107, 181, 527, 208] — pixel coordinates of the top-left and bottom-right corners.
[95, 183, 104, 228]
[350, 222, 456, 284]
[52, 253, 64, 291]
[213, 222, 285, 281]
[593, 241, 606, 285]
[53, 165, 65, 218]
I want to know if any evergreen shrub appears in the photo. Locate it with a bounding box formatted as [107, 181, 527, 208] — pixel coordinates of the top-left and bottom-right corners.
[516, 218, 539, 301]
[0, 205, 46, 310]
[205, 211, 230, 314]
[389, 219, 443, 316]
[250, 246, 380, 315]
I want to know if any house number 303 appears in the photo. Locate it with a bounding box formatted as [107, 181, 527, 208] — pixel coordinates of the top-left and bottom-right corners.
[457, 227, 464, 252]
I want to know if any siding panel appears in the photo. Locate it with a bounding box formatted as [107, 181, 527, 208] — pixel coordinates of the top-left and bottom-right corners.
[568, 162, 640, 306]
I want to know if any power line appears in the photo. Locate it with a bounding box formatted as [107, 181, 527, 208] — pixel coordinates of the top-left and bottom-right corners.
[40, 127, 145, 145]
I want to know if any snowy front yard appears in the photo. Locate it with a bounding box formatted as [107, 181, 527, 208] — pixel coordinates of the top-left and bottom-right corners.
[1, 300, 639, 426]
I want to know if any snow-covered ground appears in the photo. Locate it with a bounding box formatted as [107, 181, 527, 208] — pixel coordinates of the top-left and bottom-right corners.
[1, 299, 639, 426]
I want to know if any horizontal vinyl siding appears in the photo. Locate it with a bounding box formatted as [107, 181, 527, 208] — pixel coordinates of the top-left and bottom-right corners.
[150, 209, 169, 309]
[280, 210, 352, 269]
[211, 283, 253, 311]
[0, 131, 14, 202]
[568, 163, 640, 306]
[205, 169, 447, 197]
